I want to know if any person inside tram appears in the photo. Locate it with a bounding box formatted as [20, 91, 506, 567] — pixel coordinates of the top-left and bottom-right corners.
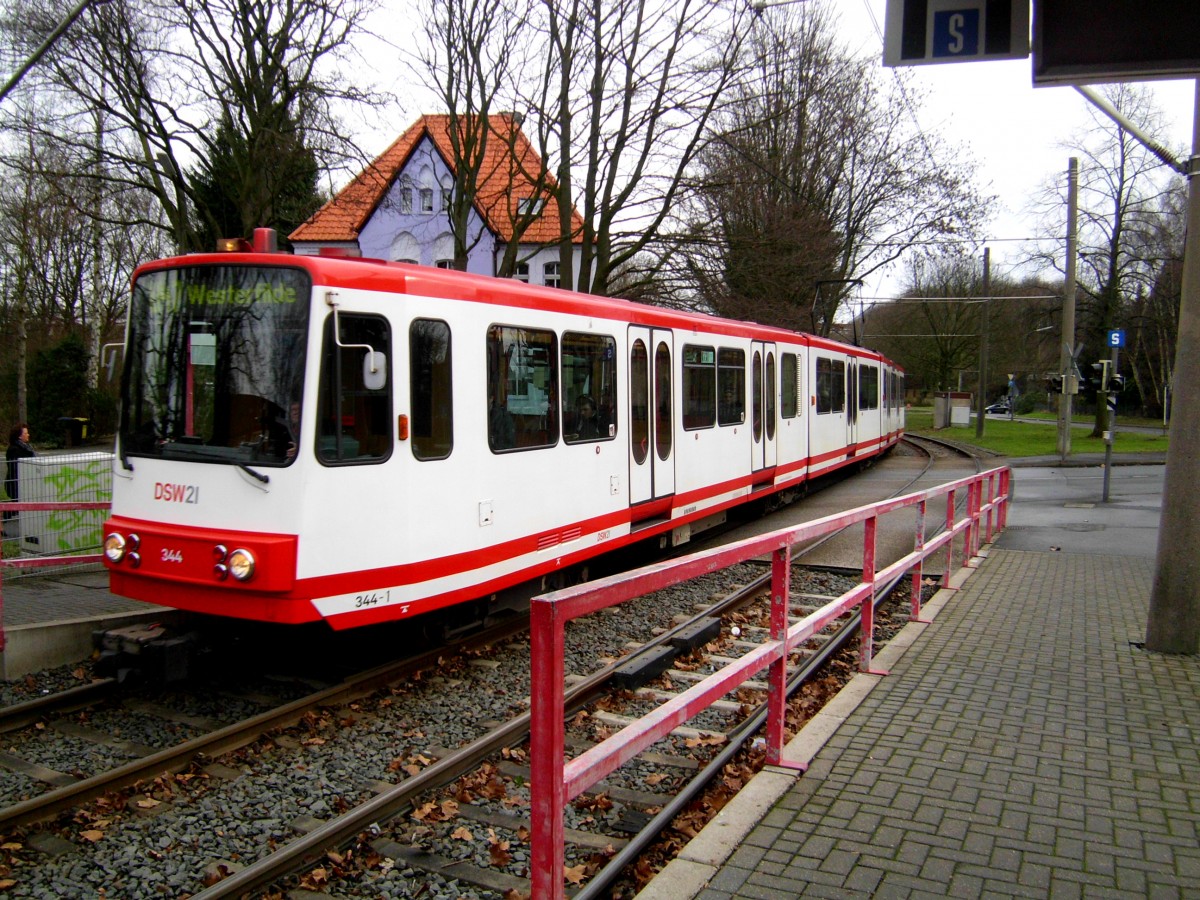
[574, 395, 602, 440]
[489, 395, 516, 450]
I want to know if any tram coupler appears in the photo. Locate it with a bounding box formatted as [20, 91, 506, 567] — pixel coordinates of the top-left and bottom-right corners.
[92, 623, 199, 684]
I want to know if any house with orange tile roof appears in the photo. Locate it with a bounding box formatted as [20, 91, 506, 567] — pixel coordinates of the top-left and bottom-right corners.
[289, 113, 585, 289]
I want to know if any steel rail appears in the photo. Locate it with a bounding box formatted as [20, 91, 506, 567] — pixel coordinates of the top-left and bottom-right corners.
[187, 575, 781, 898]
[0, 678, 118, 734]
[0, 617, 530, 831]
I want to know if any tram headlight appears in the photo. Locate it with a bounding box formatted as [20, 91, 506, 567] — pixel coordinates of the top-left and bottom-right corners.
[227, 548, 256, 582]
[104, 533, 126, 562]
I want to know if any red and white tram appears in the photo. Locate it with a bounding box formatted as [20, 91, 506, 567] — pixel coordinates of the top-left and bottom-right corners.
[103, 230, 904, 630]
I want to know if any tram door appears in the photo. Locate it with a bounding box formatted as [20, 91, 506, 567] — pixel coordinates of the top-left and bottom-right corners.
[846, 358, 859, 455]
[751, 341, 777, 472]
[628, 327, 675, 505]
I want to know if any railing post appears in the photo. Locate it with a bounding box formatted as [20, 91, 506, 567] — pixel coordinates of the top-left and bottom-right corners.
[765, 544, 792, 767]
[910, 499, 927, 622]
[984, 472, 996, 543]
[964, 480, 979, 565]
[860, 514, 886, 674]
[0, 557, 6, 653]
[972, 477, 982, 554]
[1000, 468, 1010, 529]
[530, 598, 566, 900]
[945, 488, 956, 581]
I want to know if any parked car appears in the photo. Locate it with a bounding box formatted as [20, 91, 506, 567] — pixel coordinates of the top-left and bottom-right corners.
[985, 400, 1012, 415]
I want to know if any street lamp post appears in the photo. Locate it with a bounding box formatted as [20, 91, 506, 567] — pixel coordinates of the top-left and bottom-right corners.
[1057, 158, 1080, 462]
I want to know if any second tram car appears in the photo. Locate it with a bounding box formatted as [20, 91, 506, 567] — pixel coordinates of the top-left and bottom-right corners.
[102, 230, 904, 630]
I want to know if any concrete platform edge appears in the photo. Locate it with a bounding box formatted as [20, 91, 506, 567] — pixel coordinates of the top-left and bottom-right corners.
[633, 550, 989, 900]
[0, 609, 180, 681]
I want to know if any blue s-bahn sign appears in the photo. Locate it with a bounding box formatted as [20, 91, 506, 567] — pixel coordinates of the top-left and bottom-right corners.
[932, 8, 980, 57]
[884, 0, 1030, 67]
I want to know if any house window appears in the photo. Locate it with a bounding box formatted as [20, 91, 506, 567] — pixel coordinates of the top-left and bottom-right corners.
[513, 262, 529, 283]
[435, 259, 453, 269]
[518, 197, 545, 215]
[441, 187, 452, 210]
[419, 188, 434, 212]
[398, 178, 412, 214]
[543, 261, 560, 288]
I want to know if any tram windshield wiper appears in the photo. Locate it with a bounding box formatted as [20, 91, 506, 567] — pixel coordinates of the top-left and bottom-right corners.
[160, 442, 270, 483]
[236, 462, 270, 484]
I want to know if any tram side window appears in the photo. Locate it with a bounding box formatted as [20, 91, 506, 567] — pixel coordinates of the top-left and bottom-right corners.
[816, 357, 845, 414]
[410, 319, 453, 460]
[487, 325, 558, 452]
[718, 348, 745, 426]
[859, 365, 879, 411]
[682, 345, 715, 430]
[562, 332, 617, 443]
[781, 353, 800, 418]
[317, 313, 392, 464]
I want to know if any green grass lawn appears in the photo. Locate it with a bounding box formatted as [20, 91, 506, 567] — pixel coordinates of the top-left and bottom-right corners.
[905, 407, 1170, 457]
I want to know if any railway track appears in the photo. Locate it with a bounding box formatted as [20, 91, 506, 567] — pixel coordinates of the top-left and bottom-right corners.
[0, 448, 992, 898]
[187, 563, 910, 900]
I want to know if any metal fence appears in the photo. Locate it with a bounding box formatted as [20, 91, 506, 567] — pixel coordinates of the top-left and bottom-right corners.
[529, 466, 1011, 898]
[1, 451, 113, 575]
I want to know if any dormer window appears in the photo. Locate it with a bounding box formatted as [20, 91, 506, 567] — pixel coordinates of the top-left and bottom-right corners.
[518, 197, 546, 216]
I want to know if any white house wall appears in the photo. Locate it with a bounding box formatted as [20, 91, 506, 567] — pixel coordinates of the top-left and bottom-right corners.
[356, 136, 493, 275]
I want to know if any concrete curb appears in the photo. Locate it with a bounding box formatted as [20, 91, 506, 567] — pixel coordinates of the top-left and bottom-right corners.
[633, 551, 984, 899]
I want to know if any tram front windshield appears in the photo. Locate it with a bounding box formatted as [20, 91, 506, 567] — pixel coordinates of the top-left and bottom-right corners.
[119, 265, 311, 467]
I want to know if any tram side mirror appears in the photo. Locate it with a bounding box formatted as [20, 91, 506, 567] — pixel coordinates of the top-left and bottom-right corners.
[363, 351, 387, 390]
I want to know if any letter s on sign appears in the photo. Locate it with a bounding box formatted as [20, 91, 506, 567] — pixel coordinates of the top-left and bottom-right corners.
[948, 13, 964, 53]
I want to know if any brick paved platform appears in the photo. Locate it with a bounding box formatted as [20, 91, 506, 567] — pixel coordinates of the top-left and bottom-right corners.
[642, 546, 1200, 898]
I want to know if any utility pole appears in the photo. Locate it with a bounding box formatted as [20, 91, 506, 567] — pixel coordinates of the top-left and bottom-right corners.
[1057, 158, 1079, 461]
[975, 247, 990, 438]
[1146, 80, 1200, 655]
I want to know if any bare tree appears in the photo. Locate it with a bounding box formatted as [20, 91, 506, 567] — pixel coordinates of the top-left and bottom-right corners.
[686, 2, 990, 334]
[410, 0, 554, 274]
[0, 117, 162, 426]
[870, 251, 986, 394]
[1124, 179, 1186, 419]
[1026, 84, 1181, 433]
[531, 0, 749, 296]
[3, 0, 379, 252]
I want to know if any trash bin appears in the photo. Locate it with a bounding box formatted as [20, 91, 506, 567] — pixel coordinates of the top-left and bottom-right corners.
[57, 417, 89, 447]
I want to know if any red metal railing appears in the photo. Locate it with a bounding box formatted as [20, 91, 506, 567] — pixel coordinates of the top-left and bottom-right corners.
[0, 501, 109, 652]
[529, 466, 1010, 897]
